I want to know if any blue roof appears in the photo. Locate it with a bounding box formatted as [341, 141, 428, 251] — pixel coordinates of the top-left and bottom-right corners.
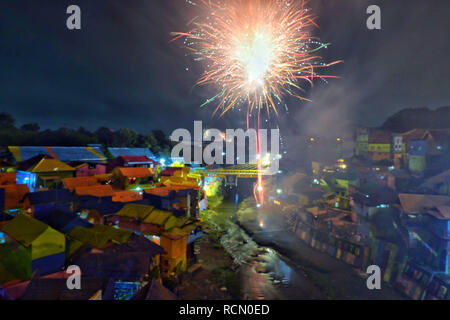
[73, 252, 151, 281]
[26, 190, 74, 205]
[37, 210, 92, 234]
[77, 196, 125, 215]
[9, 146, 106, 163]
[108, 148, 156, 160]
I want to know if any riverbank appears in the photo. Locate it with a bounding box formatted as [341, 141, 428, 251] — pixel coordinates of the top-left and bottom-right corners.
[236, 200, 407, 300]
[177, 195, 240, 300]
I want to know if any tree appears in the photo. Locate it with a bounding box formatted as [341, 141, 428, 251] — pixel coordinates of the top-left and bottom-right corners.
[114, 128, 138, 147]
[0, 113, 15, 129]
[95, 127, 114, 146]
[21, 123, 40, 132]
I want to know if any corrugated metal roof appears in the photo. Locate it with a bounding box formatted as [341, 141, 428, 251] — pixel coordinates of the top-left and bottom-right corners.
[142, 208, 172, 226]
[8, 146, 106, 164]
[108, 148, 156, 160]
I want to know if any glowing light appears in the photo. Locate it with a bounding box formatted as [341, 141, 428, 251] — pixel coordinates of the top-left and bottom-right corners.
[276, 189, 282, 194]
[259, 220, 264, 228]
[173, 0, 341, 207]
[172, 0, 341, 117]
[257, 185, 263, 192]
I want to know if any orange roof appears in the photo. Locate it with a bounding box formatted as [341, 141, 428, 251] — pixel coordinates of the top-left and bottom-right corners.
[112, 190, 143, 203]
[118, 167, 153, 178]
[75, 185, 115, 197]
[63, 177, 99, 192]
[94, 174, 113, 182]
[161, 176, 199, 188]
[0, 172, 16, 186]
[0, 184, 30, 210]
[29, 158, 75, 173]
[145, 187, 172, 197]
[145, 185, 199, 197]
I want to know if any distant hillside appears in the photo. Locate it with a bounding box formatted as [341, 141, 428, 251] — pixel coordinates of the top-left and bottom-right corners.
[382, 106, 450, 132]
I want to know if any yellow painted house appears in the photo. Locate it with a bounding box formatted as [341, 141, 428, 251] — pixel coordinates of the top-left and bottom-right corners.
[0, 214, 65, 280]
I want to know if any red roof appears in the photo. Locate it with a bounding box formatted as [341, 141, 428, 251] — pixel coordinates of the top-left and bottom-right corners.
[369, 130, 391, 143]
[161, 167, 182, 176]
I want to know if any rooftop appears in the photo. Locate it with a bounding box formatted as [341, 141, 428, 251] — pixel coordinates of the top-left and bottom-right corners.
[398, 193, 450, 216]
[118, 167, 153, 178]
[1, 214, 52, 247]
[8, 146, 107, 164]
[108, 148, 156, 160]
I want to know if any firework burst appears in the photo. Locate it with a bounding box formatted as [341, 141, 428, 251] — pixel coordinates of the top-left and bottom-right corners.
[172, 0, 341, 119]
[172, 0, 341, 206]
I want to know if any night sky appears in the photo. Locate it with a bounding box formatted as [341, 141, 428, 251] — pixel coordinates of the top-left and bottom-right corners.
[0, 0, 449, 137]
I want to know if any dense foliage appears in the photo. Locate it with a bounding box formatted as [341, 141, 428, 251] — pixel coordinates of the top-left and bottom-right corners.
[0, 112, 173, 157]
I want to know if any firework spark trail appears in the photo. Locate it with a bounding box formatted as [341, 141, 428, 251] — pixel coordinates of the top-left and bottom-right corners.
[173, 0, 341, 205]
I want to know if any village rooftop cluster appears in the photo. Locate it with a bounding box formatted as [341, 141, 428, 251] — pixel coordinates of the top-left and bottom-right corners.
[0, 145, 208, 300]
[265, 127, 450, 300]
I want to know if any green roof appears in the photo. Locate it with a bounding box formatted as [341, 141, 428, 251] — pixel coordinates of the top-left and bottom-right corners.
[115, 204, 155, 220]
[67, 225, 132, 249]
[142, 209, 173, 226]
[0, 214, 49, 247]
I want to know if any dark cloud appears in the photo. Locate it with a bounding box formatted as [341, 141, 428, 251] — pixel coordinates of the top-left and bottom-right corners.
[0, 0, 448, 137]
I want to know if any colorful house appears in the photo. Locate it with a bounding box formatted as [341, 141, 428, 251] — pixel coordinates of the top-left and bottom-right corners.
[18, 157, 75, 191]
[7, 146, 107, 164]
[354, 127, 369, 158]
[62, 176, 99, 192]
[107, 155, 159, 173]
[0, 184, 30, 214]
[420, 169, 450, 196]
[368, 130, 391, 162]
[66, 224, 133, 258]
[392, 134, 406, 169]
[107, 203, 202, 278]
[0, 160, 15, 173]
[20, 277, 106, 300]
[107, 147, 157, 162]
[23, 190, 74, 219]
[399, 193, 450, 274]
[69, 162, 107, 177]
[144, 185, 200, 217]
[0, 214, 65, 279]
[67, 226, 163, 282]
[113, 167, 155, 191]
[37, 210, 92, 234]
